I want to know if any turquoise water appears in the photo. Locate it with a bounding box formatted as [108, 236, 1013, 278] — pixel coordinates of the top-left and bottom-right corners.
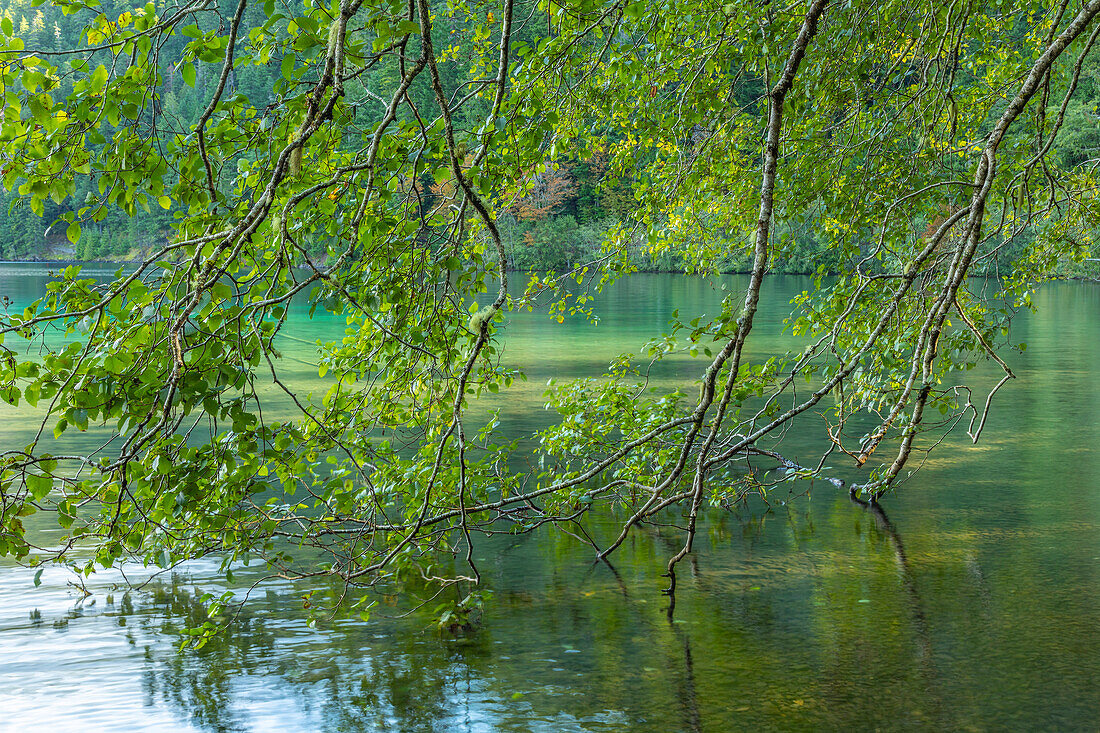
[1, 264, 1098, 731]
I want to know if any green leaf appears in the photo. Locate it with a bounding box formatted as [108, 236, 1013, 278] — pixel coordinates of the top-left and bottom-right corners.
[66, 221, 81, 244]
[26, 96, 46, 122]
[26, 473, 52, 500]
[33, 569, 43, 587]
[58, 500, 75, 528]
[181, 62, 196, 88]
[91, 64, 109, 93]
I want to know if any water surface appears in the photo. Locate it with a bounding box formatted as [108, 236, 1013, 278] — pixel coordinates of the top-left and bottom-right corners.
[1, 265, 1098, 731]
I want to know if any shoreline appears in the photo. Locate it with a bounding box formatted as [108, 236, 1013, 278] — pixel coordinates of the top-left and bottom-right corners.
[0, 259, 1095, 281]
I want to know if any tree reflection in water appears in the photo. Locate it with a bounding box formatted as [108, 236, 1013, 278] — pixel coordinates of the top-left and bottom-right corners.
[110, 497, 1014, 732]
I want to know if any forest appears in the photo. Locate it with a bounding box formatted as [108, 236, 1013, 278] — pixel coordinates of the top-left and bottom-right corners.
[2, 0, 1099, 276]
[0, 0, 644, 268]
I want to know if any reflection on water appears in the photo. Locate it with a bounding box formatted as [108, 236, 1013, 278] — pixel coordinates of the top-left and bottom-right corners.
[2, 266, 1100, 730]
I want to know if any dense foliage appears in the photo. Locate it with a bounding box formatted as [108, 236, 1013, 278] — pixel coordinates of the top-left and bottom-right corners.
[5, 0, 1099, 271]
[0, 0, 652, 267]
[3, 0, 1100, 628]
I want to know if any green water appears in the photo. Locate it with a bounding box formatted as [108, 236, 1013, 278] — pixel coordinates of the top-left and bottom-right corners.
[1, 264, 1099, 731]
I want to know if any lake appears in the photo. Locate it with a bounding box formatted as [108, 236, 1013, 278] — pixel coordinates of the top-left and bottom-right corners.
[1, 264, 1099, 731]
